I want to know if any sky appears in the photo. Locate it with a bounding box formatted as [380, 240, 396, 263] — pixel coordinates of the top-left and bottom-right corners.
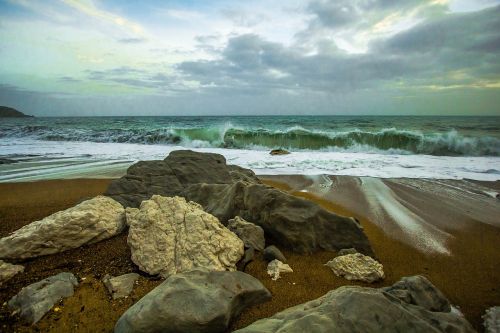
[0, 0, 499, 116]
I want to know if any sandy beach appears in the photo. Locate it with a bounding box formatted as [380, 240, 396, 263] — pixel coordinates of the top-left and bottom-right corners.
[0, 176, 498, 332]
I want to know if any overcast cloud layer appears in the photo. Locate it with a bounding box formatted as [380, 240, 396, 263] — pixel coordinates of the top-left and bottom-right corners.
[0, 0, 499, 116]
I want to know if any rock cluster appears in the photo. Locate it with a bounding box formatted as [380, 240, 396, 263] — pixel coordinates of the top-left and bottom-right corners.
[0, 196, 125, 260]
[8, 272, 78, 324]
[234, 275, 475, 333]
[126, 195, 244, 277]
[114, 269, 271, 333]
[325, 253, 384, 283]
[105, 150, 374, 255]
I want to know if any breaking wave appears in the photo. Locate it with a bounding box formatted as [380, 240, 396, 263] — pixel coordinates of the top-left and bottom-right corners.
[1, 124, 499, 156]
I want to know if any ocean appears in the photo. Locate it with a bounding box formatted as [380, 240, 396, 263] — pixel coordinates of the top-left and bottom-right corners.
[1, 115, 499, 182]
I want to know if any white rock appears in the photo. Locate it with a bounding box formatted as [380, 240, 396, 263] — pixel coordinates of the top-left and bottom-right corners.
[0, 196, 125, 260]
[126, 195, 244, 278]
[325, 253, 384, 283]
[267, 259, 293, 281]
[0, 260, 24, 286]
[483, 306, 500, 333]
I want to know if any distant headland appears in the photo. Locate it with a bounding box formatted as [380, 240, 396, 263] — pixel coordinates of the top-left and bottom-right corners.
[0, 106, 34, 118]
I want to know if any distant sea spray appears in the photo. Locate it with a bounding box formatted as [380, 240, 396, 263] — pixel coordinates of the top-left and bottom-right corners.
[0, 116, 499, 157]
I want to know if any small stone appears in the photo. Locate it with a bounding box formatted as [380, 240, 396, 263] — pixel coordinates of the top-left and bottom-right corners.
[263, 245, 287, 263]
[337, 248, 358, 257]
[267, 260, 293, 281]
[325, 253, 384, 283]
[103, 273, 139, 299]
[227, 216, 265, 251]
[0, 260, 24, 286]
[483, 306, 500, 333]
[270, 149, 290, 156]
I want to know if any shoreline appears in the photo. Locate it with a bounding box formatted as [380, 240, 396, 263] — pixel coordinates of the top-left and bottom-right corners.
[0, 176, 499, 331]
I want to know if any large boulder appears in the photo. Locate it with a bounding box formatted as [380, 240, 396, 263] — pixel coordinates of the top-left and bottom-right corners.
[126, 195, 244, 277]
[184, 181, 373, 255]
[0, 260, 24, 286]
[8, 272, 78, 324]
[0, 196, 125, 260]
[228, 216, 265, 251]
[105, 150, 373, 256]
[114, 269, 271, 333]
[234, 275, 475, 333]
[325, 253, 384, 283]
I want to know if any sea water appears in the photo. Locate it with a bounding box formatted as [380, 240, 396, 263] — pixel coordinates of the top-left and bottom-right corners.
[1, 115, 499, 182]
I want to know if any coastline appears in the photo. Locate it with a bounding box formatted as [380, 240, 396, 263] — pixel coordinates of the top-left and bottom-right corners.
[0, 176, 499, 332]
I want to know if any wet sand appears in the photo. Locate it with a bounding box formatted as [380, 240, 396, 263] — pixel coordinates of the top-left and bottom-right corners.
[0, 177, 499, 332]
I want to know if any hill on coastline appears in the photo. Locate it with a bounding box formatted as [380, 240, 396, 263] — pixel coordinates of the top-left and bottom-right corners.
[0, 106, 34, 118]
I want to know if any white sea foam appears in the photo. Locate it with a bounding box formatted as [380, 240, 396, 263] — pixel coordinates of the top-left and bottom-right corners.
[0, 138, 499, 182]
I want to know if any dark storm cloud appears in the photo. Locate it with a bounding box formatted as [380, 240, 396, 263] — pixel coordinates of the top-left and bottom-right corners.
[178, 5, 500, 93]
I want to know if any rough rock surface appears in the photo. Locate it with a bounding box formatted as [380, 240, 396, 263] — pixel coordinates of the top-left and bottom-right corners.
[0, 260, 24, 286]
[234, 275, 475, 333]
[8, 272, 78, 324]
[325, 253, 384, 283]
[238, 247, 255, 272]
[0, 196, 125, 260]
[228, 216, 265, 251]
[105, 150, 374, 255]
[337, 248, 358, 256]
[114, 269, 271, 333]
[126, 195, 244, 277]
[483, 306, 500, 333]
[267, 260, 293, 281]
[263, 245, 287, 263]
[103, 273, 139, 299]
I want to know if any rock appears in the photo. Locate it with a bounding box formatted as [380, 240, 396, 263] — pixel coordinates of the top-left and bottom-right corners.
[0, 260, 24, 286]
[0, 196, 125, 260]
[8, 272, 78, 324]
[238, 247, 255, 272]
[114, 269, 271, 333]
[483, 306, 500, 333]
[383, 275, 450, 312]
[325, 253, 384, 283]
[103, 273, 139, 299]
[105, 150, 374, 256]
[126, 195, 244, 277]
[228, 216, 265, 251]
[270, 149, 290, 155]
[267, 260, 293, 281]
[263, 245, 287, 263]
[184, 181, 374, 255]
[337, 248, 358, 256]
[234, 275, 475, 333]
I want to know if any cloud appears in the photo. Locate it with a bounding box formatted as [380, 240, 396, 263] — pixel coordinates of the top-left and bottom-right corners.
[117, 37, 147, 44]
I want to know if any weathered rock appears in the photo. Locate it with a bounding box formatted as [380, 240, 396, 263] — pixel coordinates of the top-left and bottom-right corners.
[270, 149, 290, 155]
[267, 260, 293, 281]
[126, 195, 244, 277]
[228, 216, 265, 251]
[325, 253, 384, 283]
[103, 273, 139, 299]
[263, 245, 287, 263]
[0, 260, 24, 286]
[483, 306, 500, 333]
[8, 272, 78, 324]
[184, 181, 373, 255]
[0, 196, 125, 260]
[383, 275, 450, 312]
[105, 150, 374, 256]
[234, 275, 475, 333]
[114, 269, 271, 333]
[337, 248, 358, 256]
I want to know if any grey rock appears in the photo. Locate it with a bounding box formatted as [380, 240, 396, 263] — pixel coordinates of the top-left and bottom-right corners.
[483, 306, 500, 333]
[0, 260, 24, 286]
[228, 216, 265, 251]
[234, 275, 475, 333]
[8, 272, 78, 324]
[0, 196, 125, 260]
[337, 248, 358, 256]
[114, 269, 271, 333]
[105, 150, 374, 256]
[238, 247, 255, 272]
[103, 273, 139, 299]
[383, 275, 451, 312]
[263, 246, 287, 263]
